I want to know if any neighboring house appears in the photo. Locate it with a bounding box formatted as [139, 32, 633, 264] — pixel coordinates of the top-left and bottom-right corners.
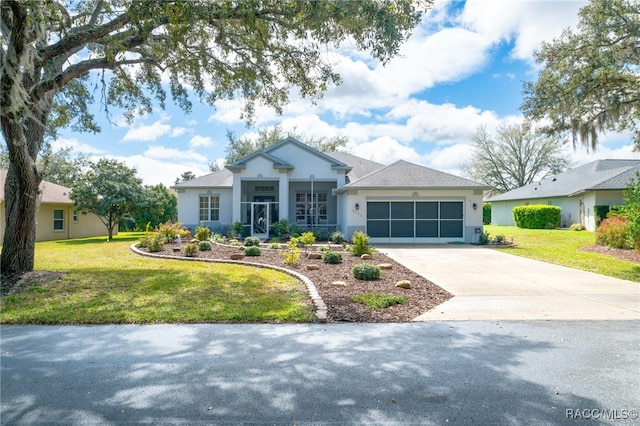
[0, 170, 110, 242]
[487, 159, 640, 231]
[173, 138, 489, 243]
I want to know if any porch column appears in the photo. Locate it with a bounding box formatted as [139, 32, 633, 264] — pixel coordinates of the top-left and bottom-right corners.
[232, 174, 241, 222]
[279, 170, 289, 221]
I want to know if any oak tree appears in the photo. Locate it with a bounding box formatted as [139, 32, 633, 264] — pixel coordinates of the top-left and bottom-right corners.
[522, 0, 640, 150]
[70, 158, 143, 241]
[0, 0, 431, 277]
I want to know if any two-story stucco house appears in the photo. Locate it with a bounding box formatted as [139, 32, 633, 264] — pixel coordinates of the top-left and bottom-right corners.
[173, 138, 489, 243]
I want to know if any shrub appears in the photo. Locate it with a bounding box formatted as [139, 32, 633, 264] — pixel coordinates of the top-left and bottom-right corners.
[281, 237, 301, 266]
[290, 233, 300, 239]
[298, 231, 316, 247]
[244, 236, 261, 247]
[272, 219, 290, 237]
[184, 243, 198, 257]
[318, 246, 330, 252]
[158, 221, 186, 241]
[570, 223, 586, 231]
[194, 226, 211, 241]
[512, 205, 561, 229]
[211, 233, 225, 243]
[312, 229, 328, 241]
[198, 241, 212, 251]
[350, 293, 406, 309]
[482, 203, 491, 225]
[146, 234, 165, 252]
[478, 231, 490, 245]
[244, 246, 262, 256]
[350, 231, 373, 256]
[270, 242, 280, 249]
[232, 221, 245, 238]
[596, 216, 631, 249]
[230, 241, 243, 247]
[330, 231, 345, 244]
[494, 234, 506, 243]
[352, 263, 381, 280]
[323, 251, 343, 264]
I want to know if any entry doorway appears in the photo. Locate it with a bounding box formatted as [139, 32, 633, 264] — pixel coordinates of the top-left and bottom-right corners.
[251, 202, 269, 239]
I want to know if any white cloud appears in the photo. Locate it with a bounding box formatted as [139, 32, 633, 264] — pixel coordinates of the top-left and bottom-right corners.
[171, 127, 189, 137]
[112, 154, 211, 187]
[123, 119, 172, 142]
[188, 135, 214, 148]
[460, 0, 586, 62]
[425, 143, 475, 175]
[144, 146, 208, 164]
[349, 137, 427, 165]
[51, 137, 104, 154]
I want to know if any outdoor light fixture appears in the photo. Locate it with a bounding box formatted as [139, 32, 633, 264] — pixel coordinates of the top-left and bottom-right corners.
[355, 203, 360, 210]
[473, 203, 478, 210]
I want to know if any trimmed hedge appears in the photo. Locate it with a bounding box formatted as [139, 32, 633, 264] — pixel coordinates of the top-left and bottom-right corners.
[512, 205, 561, 229]
[482, 203, 491, 225]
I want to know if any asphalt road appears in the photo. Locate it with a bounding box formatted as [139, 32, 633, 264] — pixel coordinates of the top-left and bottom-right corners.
[1, 322, 639, 425]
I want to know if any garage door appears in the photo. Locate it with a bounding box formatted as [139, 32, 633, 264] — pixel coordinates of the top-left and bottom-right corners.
[367, 201, 464, 240]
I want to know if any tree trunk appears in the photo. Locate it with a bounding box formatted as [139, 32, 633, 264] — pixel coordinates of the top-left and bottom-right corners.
[1, 164, 41, 276]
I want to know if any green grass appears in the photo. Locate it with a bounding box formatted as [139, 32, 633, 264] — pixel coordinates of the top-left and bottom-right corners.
[484, 225, 640, 282]
[0, 233, 315, 324]
[350, 293, 406, 309]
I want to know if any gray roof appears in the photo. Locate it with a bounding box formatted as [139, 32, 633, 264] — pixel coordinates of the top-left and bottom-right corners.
[337, 160, 489, 192]
[325, 152, 384, 182]
[0, 169, 73, 204]
[172, 168, 233, 188]
[487, 159, 640, 202]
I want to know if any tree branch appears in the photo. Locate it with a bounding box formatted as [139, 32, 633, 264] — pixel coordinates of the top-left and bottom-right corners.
[39, 12, 129, 63]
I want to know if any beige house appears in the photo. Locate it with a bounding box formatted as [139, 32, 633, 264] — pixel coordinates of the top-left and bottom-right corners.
[0, 170, 110, 242]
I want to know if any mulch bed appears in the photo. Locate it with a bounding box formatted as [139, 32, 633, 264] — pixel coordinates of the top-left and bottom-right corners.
[580, 245, 640, 263]
[141, 241, 452, 323]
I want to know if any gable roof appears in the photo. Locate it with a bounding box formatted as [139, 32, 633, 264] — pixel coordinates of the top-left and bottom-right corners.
[225, 150, 294, 171]
[226, 137, 352, 172]
[487, 159, 640, 202]
[326, 152, 384, 183]
[0, 169, 73, 204]
[172, 168, 233, 188]
[336, 160, 489, 192]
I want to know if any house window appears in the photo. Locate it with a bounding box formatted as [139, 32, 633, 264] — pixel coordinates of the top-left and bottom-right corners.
[296, 192, 327, 225]
[73, 210, 78, 223]
[53, 209, 64, 231]
[199, 196, 220, 221]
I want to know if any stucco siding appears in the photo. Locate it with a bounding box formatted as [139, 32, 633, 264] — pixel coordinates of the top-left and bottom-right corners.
[69, 209, 109, 239]
[177, 188, 233, 231]
[491, 198, 582, 228]
[268, 144, 340, 180]
[2, 204, 109, 242]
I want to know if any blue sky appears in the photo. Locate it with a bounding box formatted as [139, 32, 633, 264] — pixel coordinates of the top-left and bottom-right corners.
[50, 0, 638, 187]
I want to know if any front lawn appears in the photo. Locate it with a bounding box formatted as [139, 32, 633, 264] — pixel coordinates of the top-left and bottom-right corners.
[0, 233, 315, 324]
[484, 225, 640, 282]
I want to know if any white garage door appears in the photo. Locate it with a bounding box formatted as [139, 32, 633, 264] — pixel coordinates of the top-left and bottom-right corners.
[366, 201, 464, 241]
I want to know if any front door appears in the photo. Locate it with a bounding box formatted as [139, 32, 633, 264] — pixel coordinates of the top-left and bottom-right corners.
[251, 202, 269, 239]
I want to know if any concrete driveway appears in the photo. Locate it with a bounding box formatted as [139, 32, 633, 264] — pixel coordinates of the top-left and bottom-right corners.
[378, 245, 640, 321]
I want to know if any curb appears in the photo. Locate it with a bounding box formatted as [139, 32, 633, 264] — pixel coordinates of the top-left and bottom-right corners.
[129, 244, 327, 323]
